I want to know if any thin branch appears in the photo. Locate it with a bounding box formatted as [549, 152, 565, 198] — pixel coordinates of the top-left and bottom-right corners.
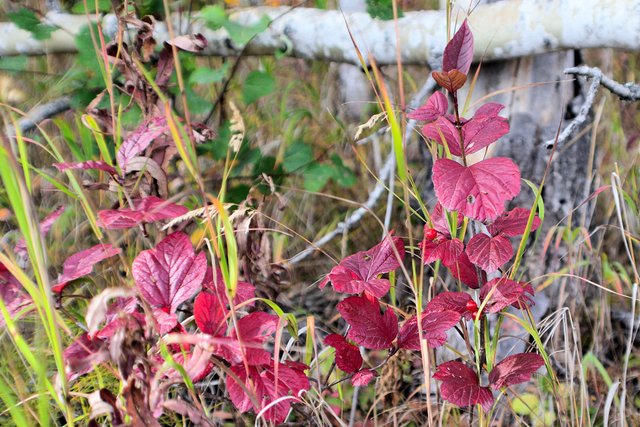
[4, 96, 71, 137]
[544, 65, 640, 149]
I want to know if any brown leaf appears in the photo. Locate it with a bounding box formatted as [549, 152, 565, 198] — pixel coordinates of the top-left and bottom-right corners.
[432, 70, 467, 93]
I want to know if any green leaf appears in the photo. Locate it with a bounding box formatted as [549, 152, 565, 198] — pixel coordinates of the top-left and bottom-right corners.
[189, 63, 230, 85]
[200, 5, 227, 30]
[224, 16, 271, 46]
[303, 163, 334, 192]
[283, 141, 313, 173]
[8, 8, 56, 41]
[0, 56, 27, 74]
[242, 71, 275, 105]
[200, 6, 270, 46]
[329, 154, 356, 187]
[366, 0, 402, 20]
[511, 393, 539, 415]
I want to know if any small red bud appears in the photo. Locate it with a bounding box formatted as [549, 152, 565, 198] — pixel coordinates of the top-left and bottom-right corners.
[424, 228, 438, 240]
[465, 299, 478, 313]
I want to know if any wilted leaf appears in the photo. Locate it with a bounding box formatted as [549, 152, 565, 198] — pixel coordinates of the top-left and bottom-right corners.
[54, 160, 117, 175]
[433, 361, 493, 411]
[432, 70, 467, 93]
[433, 158, 521, 221]
[165, 34, 207, 52]
[337, 295, 398, 350]
[15, 205, 64, 259]
[117, 116, 169, 172]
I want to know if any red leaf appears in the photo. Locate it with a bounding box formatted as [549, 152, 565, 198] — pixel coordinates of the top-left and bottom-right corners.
[15, 205, 64, 259]
[512, 283, 535, 309]
[425, 292, 473, 318]
[488, 353, 544, 389]
[194, 291, 227, 336]
[217, 312, 278, 365]
[433, 361, 493, 411]
[117, 116, 169, 172]
[430, 202, 462, 235]
[54, 160, 117, 175]
[433, 158, 521, 221]
[445, 252, 484, 288]
[442, 19, 474, 75]
[397, 311, 460, 349]
[0, 263, 31, 326]
[488, 207, 541, 237]
[423, 116, 461, 155]
[352, 369, 377, 386]
[132, 232, 206, 313]
[422, 236, 464, 265]
[407, 92, 448, 122]
[322, 235, 405, 298]
[461, 114, 509, 155]
[63, 333, 110, 382]
[52, 243, 121, 293]
[466, 233, 513, 273]
[203, 267, 256, 308]
[98, 196, 188, 229]
[337, 296, 398, 350]
[226, 361, 309, 424]
[479, 277, 527, 314]
[433, 69, 467, 93]
[474, 102, 505, 118]
[324, 334, 363, 373]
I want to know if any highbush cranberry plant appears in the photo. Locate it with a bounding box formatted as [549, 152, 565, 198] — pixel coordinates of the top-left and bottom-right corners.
[0, 16, 550, 426]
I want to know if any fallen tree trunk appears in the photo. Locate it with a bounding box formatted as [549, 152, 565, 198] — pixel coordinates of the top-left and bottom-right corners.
[1, 0, 638, 64]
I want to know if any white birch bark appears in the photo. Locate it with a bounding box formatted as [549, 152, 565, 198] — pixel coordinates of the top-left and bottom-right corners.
[0, 0, 638, 63]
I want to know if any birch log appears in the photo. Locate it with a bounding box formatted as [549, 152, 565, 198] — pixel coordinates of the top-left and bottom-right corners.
[1, 0, 638, 63]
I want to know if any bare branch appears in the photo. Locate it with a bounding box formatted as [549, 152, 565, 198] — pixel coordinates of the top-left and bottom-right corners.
[545, 65, 640, 148]
[4, 96, 71, 137]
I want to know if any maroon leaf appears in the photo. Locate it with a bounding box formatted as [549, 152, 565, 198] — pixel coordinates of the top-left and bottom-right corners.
[488, 353, 544, 389]
[442, 19, 474, 75]
[423, 116, 461, 155]
[54, 160, 117, 175]
[132, 232, 206, 313]
[407, 92, 448, 122]
[397, 310, 460, 349]
[98, 196, 188, 229]
[433, 158, 521, 221]
[217, 312, 278, 365]
[432, 70, 467, 93]
[337, 295, 398, 350]
[479, 277, 527, 314]
[63, 333, 110, 382]
[433, 361, 493, 411]
[352, 369, 377, 386]
[512, 283, 535, 309]
[226, 361, 309, 424]
[324, 334, 363, 373]
[466, 233, 513, 273]
[117, 116, 169, 172]
[0, 263, 31, 326]
[425, 292, 473, 318]
[15, 205, 64, 259]
[445, 252, 484, 288]
[52, 243, 121, 293]
[203, 267, 256, 308]
[321, 235, 405, 298]
[461, 114, 509, 155]
[488, 207, 541, 237]
[422, 236, 464, 265]
[430, 202, 462, 235]
[194, 291, 227, 337]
